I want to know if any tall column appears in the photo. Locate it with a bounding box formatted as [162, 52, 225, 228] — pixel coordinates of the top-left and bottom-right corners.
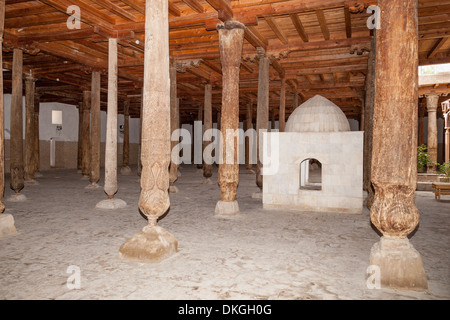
[253, 49, 270, 199]
[33, 94, 42, 177]
[121, 100, 132, 175]
[426, 95, 439, 172]
[279, 78, 286, 132]
[203, 83, 213, 184]
[120, 0, 177, 262]
[364, 32, 376, 209]
[0, 0, 17, 236]
[359, 97, 365, 131]
[87, 71, 101, 189]
[369, 0, 427, 290]
[418, 106, 424, 146]
[444, 103, 449, 163]
[168, 64, 179, 192]
[196, 104, 204, 170]
[77, 102, 83, 172]
[245, 101, 254, 173]
[81, 91, 91, 179]
[96, 39, 126, 209]
[293, 91, 299, 110]
[24, 75, 37, 184]
[214, 20, 245, 217]
[8, 48, 26, 202]
[137, 87, 144, 177]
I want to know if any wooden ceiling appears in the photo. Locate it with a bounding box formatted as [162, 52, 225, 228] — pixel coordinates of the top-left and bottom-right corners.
[2, 0, 450, 123]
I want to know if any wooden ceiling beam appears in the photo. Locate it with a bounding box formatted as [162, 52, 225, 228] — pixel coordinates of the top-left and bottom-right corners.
[205, 0, 233, 22]
[91, 0, 140, 22]
[344, 4, 352, 39]
[169, 2, 182, 17]
[427, 37, 450, 59]
[290, 13, 308, 43]
[316, 10, 330, 41]
[265, 16, 288, 44]
[244, 26, 268, 50]
[118, 0, 145, 15]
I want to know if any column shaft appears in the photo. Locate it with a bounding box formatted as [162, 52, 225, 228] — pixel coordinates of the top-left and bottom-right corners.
[10, 49, 24, 194]
[256, 53, 270, 190]
[90, 71, 101, 185]
[121, 100, 131, 174]
[33, 94, 40, 175]
[24, 76, 36, 182]
[169, 65, 179, 190]
[245, 102, 253, 170]
[203, 83, 213, 179]
[81, 91, 91, 178]
[279, 78, 286, 132]
[426, 95, 439, 171]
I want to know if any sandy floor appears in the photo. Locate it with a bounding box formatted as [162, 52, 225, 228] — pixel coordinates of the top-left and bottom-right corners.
[0, 165, 449, 300]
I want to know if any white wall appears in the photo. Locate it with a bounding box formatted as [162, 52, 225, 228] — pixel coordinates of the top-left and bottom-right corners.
[3, 94, 141, 144]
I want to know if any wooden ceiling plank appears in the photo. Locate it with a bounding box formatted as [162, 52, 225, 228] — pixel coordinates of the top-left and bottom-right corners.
[119, 0, 145, 15]
[91, 0, 139, 22]
[183, 0, 204, 14]
[169, 2, 182, 17]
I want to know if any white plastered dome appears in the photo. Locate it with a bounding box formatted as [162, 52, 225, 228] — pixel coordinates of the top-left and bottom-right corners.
[285, 95, 350, 132]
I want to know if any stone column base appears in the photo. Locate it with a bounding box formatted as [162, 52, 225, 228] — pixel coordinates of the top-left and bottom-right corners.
[85, 182, 101, 189]
[81, 175, 90, 180]
[95, 198, 127, 209]
[215, 200, 240, 217]
[251, 191, 263, 199]
[34, 172, 43, 178]
[24, 179, 39, 186]
[202, 178, 213, 185]
[7, 194, 27, 202]
[120, 166, 132, 175]
[370, 237, 428, 291]
[0, 214, 17, 237]
[169, 185, 179, 193]
[245, 169, 255, 174]
[119, 225, 178, 263]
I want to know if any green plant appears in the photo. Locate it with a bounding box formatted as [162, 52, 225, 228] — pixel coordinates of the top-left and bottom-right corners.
[439, 162, 450, 182]
[417, 144, 430, 171]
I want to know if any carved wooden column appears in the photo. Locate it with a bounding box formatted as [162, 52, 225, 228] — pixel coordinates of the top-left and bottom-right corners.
[168, 64, 179, 192]
[359, 97, 365, 131]
[293, 91, 299, 110]
[137, 87, 144, 177]
[253, 48, 270, 199]
[245, 101, 254, 173]
[77, 102, 83, 172]
[0, 0, 17, 236]
[279, 78, 286, 132]
[121, 100, 132, 175]
[443, 101, 449, 163]
[426, 94, 439, 172]
[81, 90, 91, 180]
[87, 71, 101, 189]
[418, 105, 424, 146]
[215, 20, 245, 217]
[8, 48, 26, 202]
[33, 93, 42, 177]
[364, 32, 376, 209]
[369, 0, 427, 290]
[24, 74, 37, 185]
[120, 0, 177, 262]
[203, 83, 213, 184]
[196, 104, 204, 170]
[96, 38, 126, 209]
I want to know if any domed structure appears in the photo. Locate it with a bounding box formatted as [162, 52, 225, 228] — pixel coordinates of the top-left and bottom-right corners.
[285, 95, 350, 132]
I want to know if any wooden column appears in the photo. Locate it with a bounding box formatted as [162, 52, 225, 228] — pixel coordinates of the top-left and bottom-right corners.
[444, 104, 449, 163]
[215, 20, 245, 216]
[0, 0, 17, 236]
[87, 71, 101, 188]
[33, 94, 41, 177]
[77, 102, 83, 172]
[369, 0, 427, 290]
[203, 83, 213, 183]
[196, 104, 204, 169]
[9, 48, 25, 200]
[245, 101, 254, 172]
[293, 91, 299, 110]
[418, 107, 424, 146]
[120, 100, 132, 175]
[359, 97, 365, 131]
[426, 95, 439, 172]
[81, 90, 91, 179]
[279, 78, 286, 132]
[96, 38, 126, 209]
[137, 87, 144, 177]
[168, 64, 179, 192]
[363, 33, 376, 209]
[254, 49, 270, 196]
[24, 75, 36, 184]
[120, 0, 177, 263]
